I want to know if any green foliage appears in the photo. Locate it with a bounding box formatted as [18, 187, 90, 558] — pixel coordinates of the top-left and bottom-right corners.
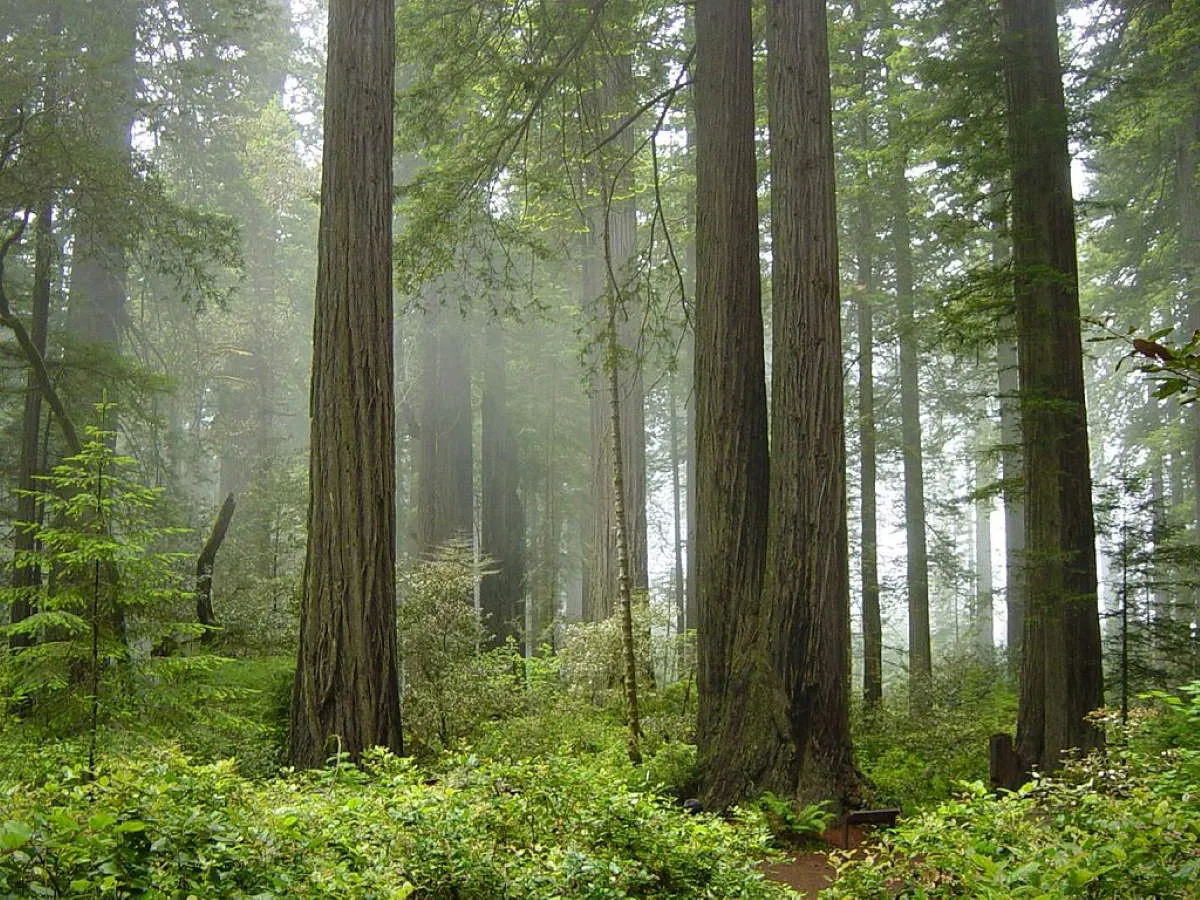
[0, 744, 790, 898]
[0, 415, 196, 720]
[826, 682, 1200, 898]
[396, 543, 528, 755]
[558, 603, 687, 708]
[853, 654, 1016, 812]
[752, 794, 834, 845]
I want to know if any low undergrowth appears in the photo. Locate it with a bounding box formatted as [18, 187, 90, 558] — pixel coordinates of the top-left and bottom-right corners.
[824, 681, 1200, 898]
[0, 725, 791, 898]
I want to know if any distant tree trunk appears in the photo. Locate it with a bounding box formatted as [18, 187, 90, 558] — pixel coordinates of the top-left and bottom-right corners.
[974, 429, 995, 655]
[480, 322, 526, 647]
[196, 493, 236, 641]
[536, 363, 562, 652]
[1002, 0, 1104, 773]
[606, 307, 642, 764]
[416, 303, 473, 555]
[1178, 115, 1200, 530]
[694, 0, 771, 807]
[890, 139, 932, 706]
[760, 0, 855, 806]
[10, 202, 54, 651]
[69, 0, 136, 391]
[858, 283, 883, 706]
[289, 0, 403, 768]
[851, 19, 882, 704]
[995, 223, 1026, 675]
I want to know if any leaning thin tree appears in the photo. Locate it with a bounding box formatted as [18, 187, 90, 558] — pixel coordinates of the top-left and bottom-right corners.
[289, 0, 403, 767]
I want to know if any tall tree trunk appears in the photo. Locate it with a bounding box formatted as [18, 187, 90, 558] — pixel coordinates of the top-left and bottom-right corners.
[10, 202, 54, 650]
[694, 0, 770, 806]
[890, 140, 932, 705]
[851, 14, 882, 704]
[760, 0, 855, 806]
[1002, 0, 1104, 774]
[480, 322, 526, 647]
[416, 303, 473, 555]
[289, 0, 402, 768]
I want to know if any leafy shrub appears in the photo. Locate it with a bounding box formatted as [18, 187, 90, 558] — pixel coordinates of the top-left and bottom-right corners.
[0, 744, 792, 898]
[396, 543, 529, 755]
[825, 681, 1200, 898]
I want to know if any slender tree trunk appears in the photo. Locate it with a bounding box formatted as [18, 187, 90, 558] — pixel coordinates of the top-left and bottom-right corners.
[1002, 0, 1104, 774]
[851, 22, 882, 703]
[996, 224, 1026, 676]
[606, 308, 642, 764]
[694, 0, 770, 807]
[290, 0, 402, 768]
[890, 141, 932, 705]
[582, 53, 649, 624]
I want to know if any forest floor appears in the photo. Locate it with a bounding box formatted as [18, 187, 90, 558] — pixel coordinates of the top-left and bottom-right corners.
[760, 824, 872, 896]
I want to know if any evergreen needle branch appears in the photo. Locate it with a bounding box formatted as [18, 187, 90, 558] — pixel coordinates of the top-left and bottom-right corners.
[0, 212, 82, 455]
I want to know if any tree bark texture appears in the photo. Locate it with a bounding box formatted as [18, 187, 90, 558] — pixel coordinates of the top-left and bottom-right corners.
[480, 323, 526, 648]
[1002, 0, 1104, 772]
[694, 0, 771, 805]
[290, 0, 403, 768]
[416, 303, 473, 555]
[760, 0, 855, 806]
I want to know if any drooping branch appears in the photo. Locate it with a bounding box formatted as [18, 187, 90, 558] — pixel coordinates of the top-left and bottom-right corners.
[0, 214, 82, 456]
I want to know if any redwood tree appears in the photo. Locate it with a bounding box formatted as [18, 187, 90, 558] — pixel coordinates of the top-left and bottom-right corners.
[761, 0, 855, 805]
[693, 0, 770, 803]
[290, 0, 403, 768]
[1002, 0, 1104, 773]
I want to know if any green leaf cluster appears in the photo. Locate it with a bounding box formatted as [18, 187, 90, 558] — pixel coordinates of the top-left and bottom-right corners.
[826, 682, 1200, 897]
[0, 742, 790, 898]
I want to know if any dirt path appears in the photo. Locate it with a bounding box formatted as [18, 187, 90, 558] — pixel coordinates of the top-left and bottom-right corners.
[761, 824, 870, 897]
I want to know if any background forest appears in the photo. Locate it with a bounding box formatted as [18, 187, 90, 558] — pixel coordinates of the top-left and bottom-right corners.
[0, 0, 1198, 896]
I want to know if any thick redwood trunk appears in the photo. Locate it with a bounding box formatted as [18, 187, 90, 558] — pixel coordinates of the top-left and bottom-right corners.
[1003, 0, 1104, 772]
[290, 0, 403, 768]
